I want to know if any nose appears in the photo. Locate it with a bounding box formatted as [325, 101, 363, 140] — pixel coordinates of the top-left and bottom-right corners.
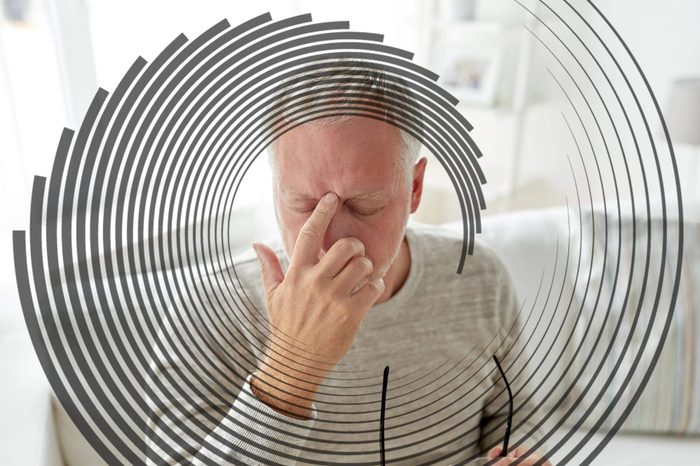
[320, 234, 333, 258]
[319, 209, 348, 258]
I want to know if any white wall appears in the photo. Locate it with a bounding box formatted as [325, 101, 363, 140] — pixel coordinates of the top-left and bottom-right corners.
[510, 0, 700, 216]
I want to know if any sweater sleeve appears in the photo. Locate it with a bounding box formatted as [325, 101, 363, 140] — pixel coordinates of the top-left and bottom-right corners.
[478, 253, 549, 458]
[191, 374, 318, 465]
[143, 283, 317, 465]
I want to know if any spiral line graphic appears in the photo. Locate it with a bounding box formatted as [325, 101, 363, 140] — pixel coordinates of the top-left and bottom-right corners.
[12, 4, 684, 465]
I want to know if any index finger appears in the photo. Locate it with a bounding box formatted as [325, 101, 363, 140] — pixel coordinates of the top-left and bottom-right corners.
[291, 192, 338, 267]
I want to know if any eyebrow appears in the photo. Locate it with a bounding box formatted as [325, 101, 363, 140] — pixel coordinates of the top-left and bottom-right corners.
[280, 188, 388, 202]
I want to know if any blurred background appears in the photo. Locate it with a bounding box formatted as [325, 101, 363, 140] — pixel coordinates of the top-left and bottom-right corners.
[1, 0, 699, 465]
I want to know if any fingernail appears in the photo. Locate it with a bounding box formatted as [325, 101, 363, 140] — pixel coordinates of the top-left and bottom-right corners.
[323, 192, 337, 204]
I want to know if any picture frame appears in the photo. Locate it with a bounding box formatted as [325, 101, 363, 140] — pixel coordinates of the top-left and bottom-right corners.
[429, 23, 506, 107]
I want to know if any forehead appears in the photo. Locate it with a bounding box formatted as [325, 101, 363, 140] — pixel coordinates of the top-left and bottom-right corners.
[274, 116, 403, 198]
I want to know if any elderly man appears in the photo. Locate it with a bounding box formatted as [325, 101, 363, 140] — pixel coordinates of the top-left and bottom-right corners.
[146, 66, 551, 465]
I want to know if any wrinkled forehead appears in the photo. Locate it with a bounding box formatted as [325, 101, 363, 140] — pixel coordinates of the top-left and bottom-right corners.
[271, 117, 404, 198]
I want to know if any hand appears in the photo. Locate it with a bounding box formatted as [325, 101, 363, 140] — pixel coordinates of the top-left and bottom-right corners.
[249, 192, 385, 418]
[487, 446, 552, 465]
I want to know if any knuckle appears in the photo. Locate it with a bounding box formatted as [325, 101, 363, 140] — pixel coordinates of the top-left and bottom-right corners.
[334, 237, 364, 257]
[309, 272, 326, 293]
[284, 263, 302, 285]
[308, 279, 323, 297]
[344, 256, 362, 274]
[356, 256, 373, 273]
[333, 237, 356, 256]
[336, 308, 351, 322]
[300, 223, 320, 240]
[350, 237, 366, 255]
[338, 300, 355, 314]
[372, 278, 385, 293]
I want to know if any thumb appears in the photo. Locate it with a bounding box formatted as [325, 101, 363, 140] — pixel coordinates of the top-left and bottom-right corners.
[252, 242, 284, 297]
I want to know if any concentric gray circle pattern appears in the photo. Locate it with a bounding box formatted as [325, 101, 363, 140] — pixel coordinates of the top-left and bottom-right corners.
[12, 4, 683, 466]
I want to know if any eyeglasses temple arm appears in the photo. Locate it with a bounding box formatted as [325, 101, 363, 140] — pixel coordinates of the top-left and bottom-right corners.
[380, 365, 390, 466]
[492, 354, 513, 457]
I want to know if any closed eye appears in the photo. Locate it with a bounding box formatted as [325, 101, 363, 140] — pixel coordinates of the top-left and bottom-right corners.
[352, 207, 380, 216]
[292, 205, 381, 216]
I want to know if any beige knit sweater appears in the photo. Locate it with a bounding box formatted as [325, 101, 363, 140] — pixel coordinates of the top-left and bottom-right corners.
[146, 221, 547, 465]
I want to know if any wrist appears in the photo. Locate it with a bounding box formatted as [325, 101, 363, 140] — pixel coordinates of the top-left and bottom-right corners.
[260, 347, 330, 386]
[249, 368, 319, 420]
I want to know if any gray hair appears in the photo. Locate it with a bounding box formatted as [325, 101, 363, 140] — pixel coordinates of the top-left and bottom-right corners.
[264, 62, 423, 186]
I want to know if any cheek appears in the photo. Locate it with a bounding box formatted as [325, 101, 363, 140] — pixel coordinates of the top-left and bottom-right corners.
[360, 210, 408, 261]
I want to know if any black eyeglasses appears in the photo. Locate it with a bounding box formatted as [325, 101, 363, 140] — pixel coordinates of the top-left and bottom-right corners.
[380, 365, 389, 466]
[379, 355, 513, 465]
[492, 354, 513, 458]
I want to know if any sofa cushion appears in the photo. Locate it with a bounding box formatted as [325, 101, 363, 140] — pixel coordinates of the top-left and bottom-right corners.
[445, 202, 700, 435]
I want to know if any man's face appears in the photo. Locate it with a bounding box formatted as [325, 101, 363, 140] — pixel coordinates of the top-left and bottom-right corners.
[272, 116, 421, 282]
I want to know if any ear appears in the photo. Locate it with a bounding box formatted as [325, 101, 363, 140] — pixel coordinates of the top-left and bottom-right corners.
[409, 157, 428, 214]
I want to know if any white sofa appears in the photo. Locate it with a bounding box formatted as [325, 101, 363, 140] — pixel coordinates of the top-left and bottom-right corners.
[2, 205, 699, 465]
[445, 205, 700, 464]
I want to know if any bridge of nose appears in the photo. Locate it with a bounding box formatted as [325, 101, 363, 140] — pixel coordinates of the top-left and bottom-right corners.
[320, 221, 339, 254]
[319, 206, 353, 255]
